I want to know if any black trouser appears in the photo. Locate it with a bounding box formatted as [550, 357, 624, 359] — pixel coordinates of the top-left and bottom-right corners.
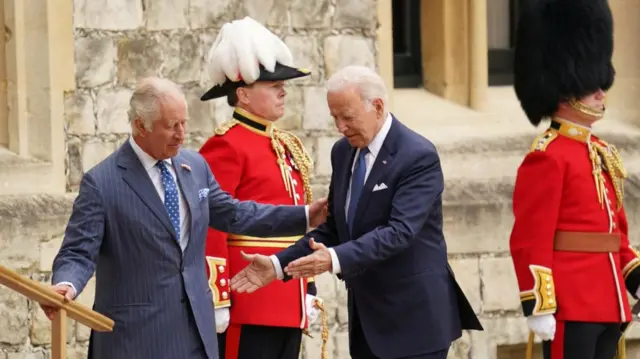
[218, 324, 302, 359]
[543, 321, 623, 359]
[350, 298, 449, 359]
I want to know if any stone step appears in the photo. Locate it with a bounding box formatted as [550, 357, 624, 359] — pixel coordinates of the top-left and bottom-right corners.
[0, 148, 60, 195]
[435, 128, 640, 202]
[432, 127, 640, 257]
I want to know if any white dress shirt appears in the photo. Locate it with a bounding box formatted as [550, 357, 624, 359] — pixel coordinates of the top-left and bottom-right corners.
[129, 137, 191, 252]
[270, 113, 393, 279]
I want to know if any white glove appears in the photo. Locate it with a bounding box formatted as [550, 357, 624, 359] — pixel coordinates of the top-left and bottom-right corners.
[215, 308, 230, 333]
[306, 294, 322, 324]
[526, 314, 556, 341]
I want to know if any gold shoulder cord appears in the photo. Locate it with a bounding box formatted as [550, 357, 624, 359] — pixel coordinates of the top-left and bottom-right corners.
[212, 120, 314, 204]
[271, 128, 314, 204]
[273, 129, 327, 357]
[589, 140, 627, 210]
[213, 119, 239, 136]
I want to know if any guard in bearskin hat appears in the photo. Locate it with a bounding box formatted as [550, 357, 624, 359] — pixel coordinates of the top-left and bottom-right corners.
[509, 0, 640, 358]
[197, 17, 328, 359]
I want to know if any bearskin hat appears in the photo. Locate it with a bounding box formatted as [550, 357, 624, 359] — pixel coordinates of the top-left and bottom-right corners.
[200, 16, 310, 101]
[513, 0, 615, 126]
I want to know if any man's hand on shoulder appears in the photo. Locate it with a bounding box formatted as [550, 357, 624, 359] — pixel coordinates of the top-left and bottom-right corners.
[40, 283, 76, 320]
[284, 238, 333, 278]
[308, 197, 328, 228]
[230, 251, 277, 293]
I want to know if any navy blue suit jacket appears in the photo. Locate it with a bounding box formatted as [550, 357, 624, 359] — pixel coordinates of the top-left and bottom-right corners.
[52, 141, 307, 359]
[276, 116, 482, 359]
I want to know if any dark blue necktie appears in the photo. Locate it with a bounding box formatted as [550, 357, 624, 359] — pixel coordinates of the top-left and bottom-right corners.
[156, 161, 181, 239]
[347, 147, 369, 235]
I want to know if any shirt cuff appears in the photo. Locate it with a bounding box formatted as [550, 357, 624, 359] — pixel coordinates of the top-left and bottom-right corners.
[328, 248, 341, 274]
[635, 286, 640, 299]
[270, 255, 285, 280]
[55, 281, 78, 299]
[305, 205, 310, 231]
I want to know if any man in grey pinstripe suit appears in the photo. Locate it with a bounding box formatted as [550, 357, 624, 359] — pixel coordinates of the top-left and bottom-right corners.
[41, 77, 328, 359]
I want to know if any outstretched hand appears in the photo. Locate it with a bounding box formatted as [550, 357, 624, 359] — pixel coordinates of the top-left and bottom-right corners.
[284, 238, 332, 278]
[230, 251, 277, 293]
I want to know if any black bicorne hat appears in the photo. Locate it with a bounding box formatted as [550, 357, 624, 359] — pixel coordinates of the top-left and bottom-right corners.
[513, 0, 615, 126]
[200, 63, 310, 101]
[201, 16, 311, 102]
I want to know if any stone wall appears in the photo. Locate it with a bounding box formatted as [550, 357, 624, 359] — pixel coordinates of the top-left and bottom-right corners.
[4, 1, 640, 359]
[0, 0, 379, 358]
[65, 0, 377, 192]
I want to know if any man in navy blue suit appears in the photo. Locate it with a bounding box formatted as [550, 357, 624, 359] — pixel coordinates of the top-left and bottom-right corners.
[230, 65, 483, 359]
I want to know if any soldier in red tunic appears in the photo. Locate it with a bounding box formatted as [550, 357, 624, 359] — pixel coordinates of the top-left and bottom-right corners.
[510, 1, 640, 358]
[197, 17, 326, 359]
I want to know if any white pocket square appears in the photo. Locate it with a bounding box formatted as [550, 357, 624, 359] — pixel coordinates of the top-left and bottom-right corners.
[372, 183, 388, 192]
[198, 188, 209, 200]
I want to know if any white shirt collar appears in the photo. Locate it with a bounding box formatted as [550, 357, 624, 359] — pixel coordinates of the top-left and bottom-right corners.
[365, 112, 393, 157]
[129, 137, 172, 171]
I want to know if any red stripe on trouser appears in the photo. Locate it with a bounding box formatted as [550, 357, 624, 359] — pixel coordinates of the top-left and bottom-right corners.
[225, 324, 242, 359]
[551, 320, 566, 359]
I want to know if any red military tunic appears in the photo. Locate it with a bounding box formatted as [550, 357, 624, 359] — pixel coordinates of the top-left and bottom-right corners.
[510, 117, 640, 323]
[200, 107, 314, 329]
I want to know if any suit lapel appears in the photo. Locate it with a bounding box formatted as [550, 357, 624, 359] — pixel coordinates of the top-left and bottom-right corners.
[355, 147, 394, 220]
[118, 142, 176, 237]
[171, 155, 197, 251]
[353, 117, 400, 230]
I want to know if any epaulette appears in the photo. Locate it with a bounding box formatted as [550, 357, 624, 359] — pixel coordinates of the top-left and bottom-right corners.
[213, 119, 239, 136]
[529, 130, 558, 152]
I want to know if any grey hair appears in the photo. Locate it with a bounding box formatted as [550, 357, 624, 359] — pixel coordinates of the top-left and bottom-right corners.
[325, 65, 388, 116]
[128, 77, 186, 135]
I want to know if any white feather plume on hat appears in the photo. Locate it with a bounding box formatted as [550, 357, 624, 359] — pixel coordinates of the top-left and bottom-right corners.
[206, 17, 294, 86]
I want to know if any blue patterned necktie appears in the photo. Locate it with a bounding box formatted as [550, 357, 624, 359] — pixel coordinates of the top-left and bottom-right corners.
[347, 147, 369, 235]
[156, 161, 181, 239]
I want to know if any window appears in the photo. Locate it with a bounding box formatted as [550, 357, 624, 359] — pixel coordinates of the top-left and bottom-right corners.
[392, 0, 422, 88]
[487, 0, 520, 86]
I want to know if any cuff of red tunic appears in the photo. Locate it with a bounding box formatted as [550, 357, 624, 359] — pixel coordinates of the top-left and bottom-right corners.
[206, 256, 231, 308]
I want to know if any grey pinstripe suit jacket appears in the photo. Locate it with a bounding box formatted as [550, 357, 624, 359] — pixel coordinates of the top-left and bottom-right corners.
[51, 140, 307, 359]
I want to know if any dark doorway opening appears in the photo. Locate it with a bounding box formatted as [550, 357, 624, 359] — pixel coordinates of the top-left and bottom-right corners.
[488, 0, 522, 86]
[392, 0, 422, 88]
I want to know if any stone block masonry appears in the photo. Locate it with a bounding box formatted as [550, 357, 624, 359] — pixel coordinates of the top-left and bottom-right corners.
[4, 0, 640, 358]
[0, 0, 376, 358]
[66, 0, 378, 194]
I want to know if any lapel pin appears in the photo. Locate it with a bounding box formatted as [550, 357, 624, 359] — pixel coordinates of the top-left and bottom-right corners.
[181, 163, 192, 172]
[382, 160, 387, 164]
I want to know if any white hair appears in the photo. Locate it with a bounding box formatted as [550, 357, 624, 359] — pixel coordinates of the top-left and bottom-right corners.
[325, 65, 388, 116]
[128, 77, 186, 135]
